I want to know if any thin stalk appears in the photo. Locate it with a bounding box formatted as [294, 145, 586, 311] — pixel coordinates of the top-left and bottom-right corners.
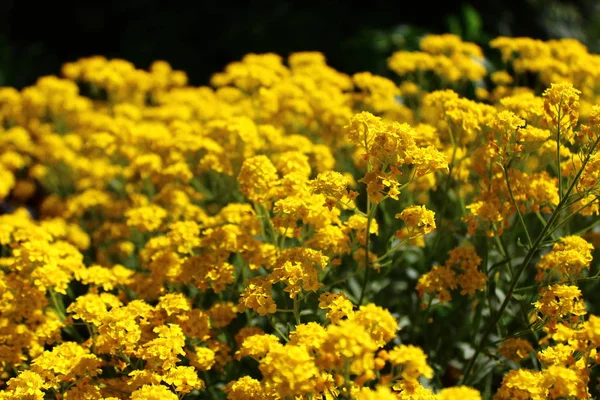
[293, 296, 301, 325]
[324, 270, 360, 287]
[267, 316, 290, 343]
[337, 198, 367, 217]
[545, 194, 600, 239]
[358, 202, 379, 305]
[278, 227, 289, 250]
[534, 211, 549, 230]
[503, 166, 533, 249]
[49, 288, 67, 322]
[572, 218, 600, 237]
[376, 238, 409, 262]
[96, 382, 131, 396]
[487, 259, 511, 274]
[494, 234, 514, 279]
[515, 272, 600, 293]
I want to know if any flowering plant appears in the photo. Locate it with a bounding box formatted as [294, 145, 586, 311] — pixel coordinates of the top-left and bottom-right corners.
[1, 34, 600, 399]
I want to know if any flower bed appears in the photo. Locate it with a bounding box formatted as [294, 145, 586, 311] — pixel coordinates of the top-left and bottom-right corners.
[1, 34, 600, 399]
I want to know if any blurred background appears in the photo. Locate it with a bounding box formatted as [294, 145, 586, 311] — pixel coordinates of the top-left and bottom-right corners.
[1, 0, 599, 88]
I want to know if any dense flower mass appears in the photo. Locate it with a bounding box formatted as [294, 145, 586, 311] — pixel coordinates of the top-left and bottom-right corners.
[1, 33, 600, 399]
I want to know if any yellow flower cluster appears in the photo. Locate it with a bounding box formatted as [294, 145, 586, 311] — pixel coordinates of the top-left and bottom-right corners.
[389, 34, 486, 83]
[1, 33, 600, 399]
[416, 245, 485, 302]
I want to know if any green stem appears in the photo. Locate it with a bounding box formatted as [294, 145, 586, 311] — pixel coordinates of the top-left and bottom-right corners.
[342, 358, 352, 398]
[255, 202, 278, 247]
[534, 211, 548, 229]
[515, 272, 600, 292]
[96, 382, 131, 396]
[502, 165, 533, 249]
[267, 316, 289, 342]
[278, 227, 288, 250]
[324, 270, 360, 288]
[293, 296, 301, 325]
[338, 198, 367, 217]
[376, 238, 409, 262]
[48, 291, 85, 342]
[493, 235, 514, 279]
[358, 202, 379, 305]
[572, 217, 600, 237]
[545, 194, 600, 239]
[49, 288, 67, 322]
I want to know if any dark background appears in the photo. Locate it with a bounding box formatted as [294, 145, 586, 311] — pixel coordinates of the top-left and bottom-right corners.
[1, 0, 599, 88]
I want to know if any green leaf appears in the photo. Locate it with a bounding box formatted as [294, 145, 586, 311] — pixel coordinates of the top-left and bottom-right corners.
[446, 15, 463, 37]
[463, 4, 482, 41]
[512, 293, 527, 301]
[348, 277, 362, 300]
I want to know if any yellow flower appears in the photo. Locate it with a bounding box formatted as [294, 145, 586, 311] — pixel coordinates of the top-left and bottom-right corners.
[534, 284, 587, 320]
[544, 365, 589, 399]
[353, 71, 402, 115]
[417, 245, 484, 303]
[67, 292, 121, 326]
[498, 338, 534, 363]
[395, 205, 436, 239]
[494, 369, 548, 400]
[238, 155, 279, 203]
[157, 292, 191, 317]
[95, 304, 143, 355]
[416, 265, 457, 303]
[438, 386, 482, 400]
[350, 304, 398, 347]
[75, 264, 133, 290]
[31, 342, 102, 389]
[0, 166, 15, 200]
[224, 376, 275, 400]
[289, 322, 327, 350]
[166, 221, 201, 254]
[344, 111, 385, 150]
[387, 345, 433, 381]
[536, 235, 593, 280]
[125, 204, 168, 232]
[259, 344, 320, 397]
[317, 319, 378, 378]
[136, 324, 186, 370]
[238, 277, 277, 316]
[543, 82, 580, 133]
[208, 302, 239, 328]
[345, 214, 379, 245]
[162, 366, 204, 394]
[270, 248, 328, 299]
[392, 379, 438, 400]
[236, 333, 282, 360]
[537, 343, 576, 367]
[190, 346, 216, 371]
[130, 385, 178, 400]
[318, 292, 354, 324]
[311, 171, 356, 210]
[2, 370, 45, 400]
[355, 385, 398, 400]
